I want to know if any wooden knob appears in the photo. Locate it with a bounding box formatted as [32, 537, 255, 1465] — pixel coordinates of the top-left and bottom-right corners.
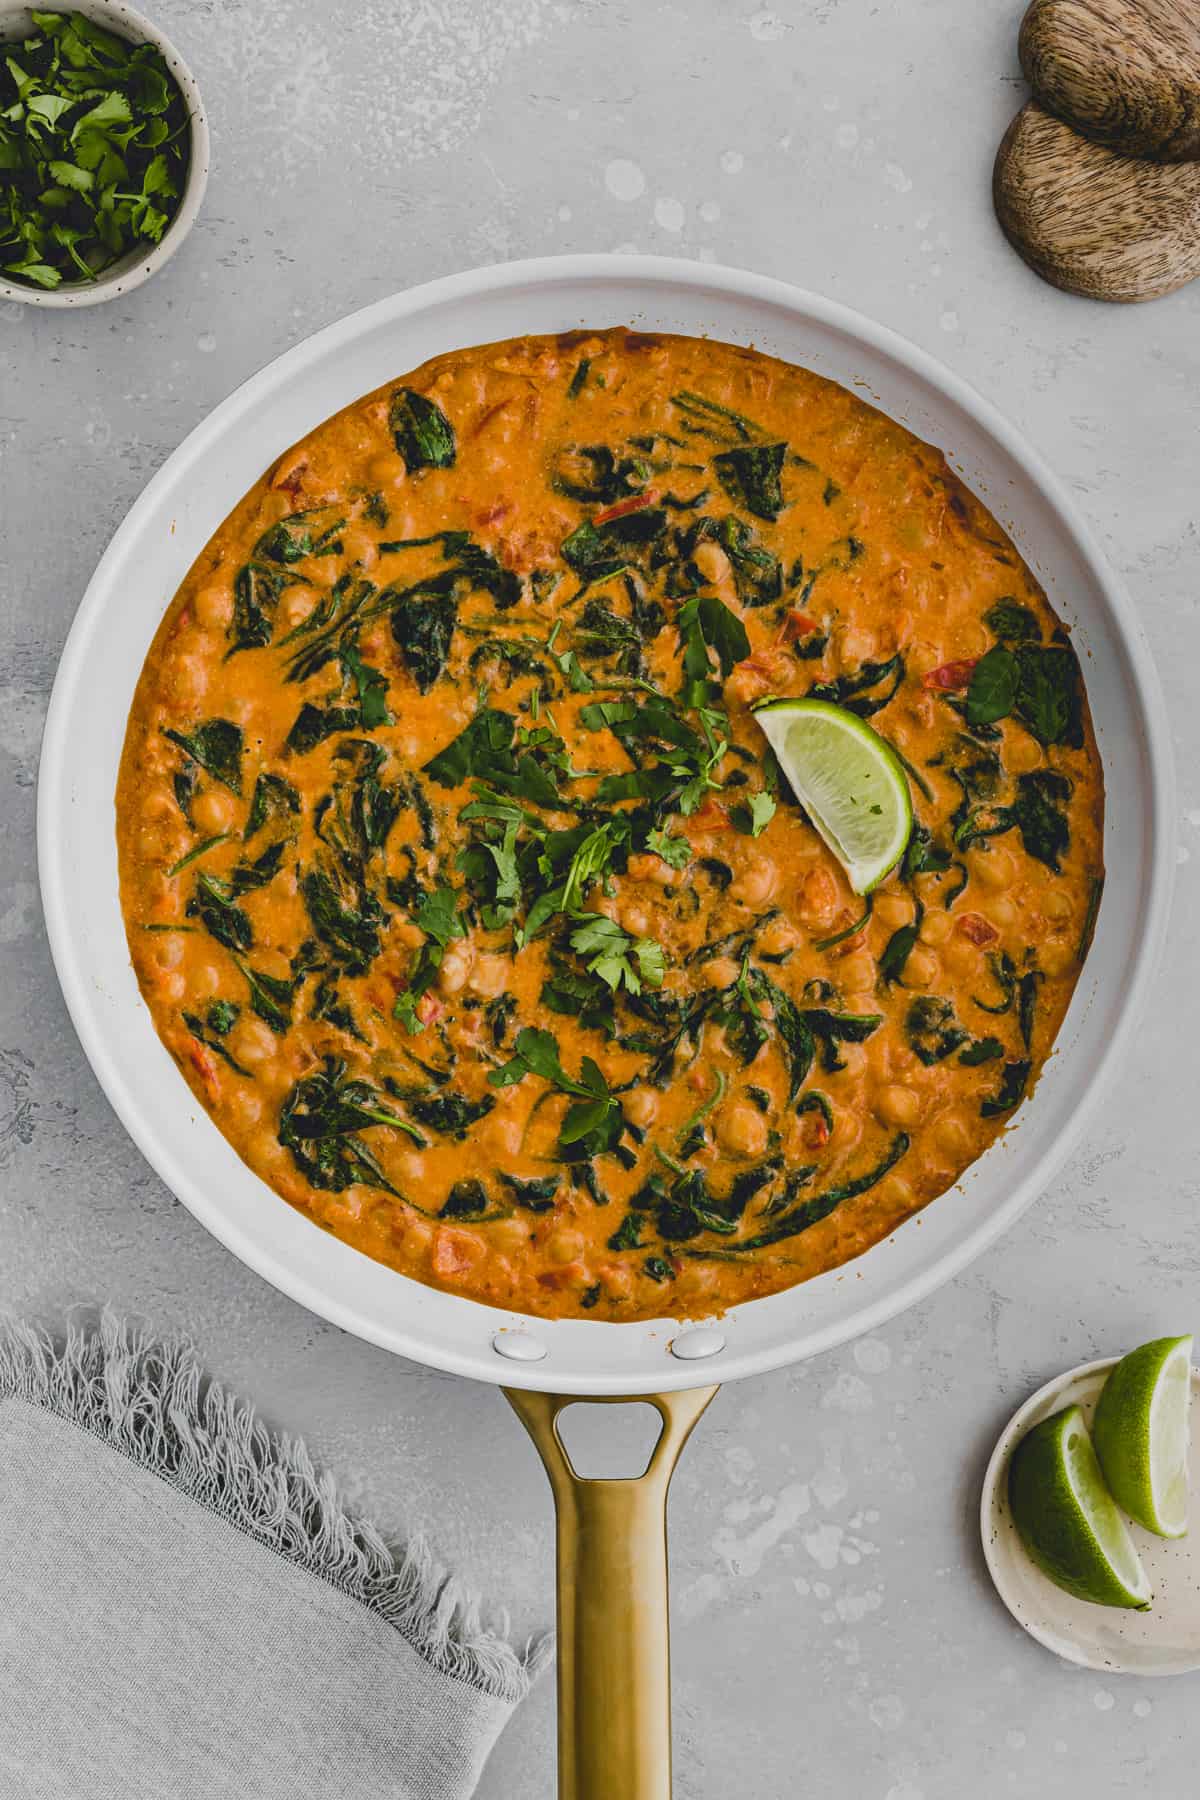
[993, 101, 1200, 301]
[1019, 0, 1200, 162]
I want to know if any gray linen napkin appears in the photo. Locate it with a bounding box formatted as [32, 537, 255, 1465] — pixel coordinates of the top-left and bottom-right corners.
[0, 1314, 549, 1800]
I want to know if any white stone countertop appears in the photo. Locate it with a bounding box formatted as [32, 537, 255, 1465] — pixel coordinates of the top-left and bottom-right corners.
[1, 2, 1197, 1794]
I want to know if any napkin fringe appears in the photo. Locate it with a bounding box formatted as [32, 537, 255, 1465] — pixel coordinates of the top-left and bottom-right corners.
[0, 1310, 552, 1702]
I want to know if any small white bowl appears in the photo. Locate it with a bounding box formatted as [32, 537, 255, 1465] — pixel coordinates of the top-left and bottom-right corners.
[982, 1356, 1200, 1675]
[0, 0, 209, 307]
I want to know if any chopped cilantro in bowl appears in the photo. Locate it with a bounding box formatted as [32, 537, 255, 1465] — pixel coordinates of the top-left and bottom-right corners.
[0, 6, 202, 294]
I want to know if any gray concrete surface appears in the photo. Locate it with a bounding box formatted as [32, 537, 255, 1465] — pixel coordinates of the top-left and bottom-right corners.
[2, 1, 1198, 1794]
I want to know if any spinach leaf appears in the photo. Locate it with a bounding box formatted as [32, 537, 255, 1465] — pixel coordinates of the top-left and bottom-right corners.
[746, 968, 815, 1102]
[205, 1000, 239, 1036]
[550, 442, 651, 504]
[422, 708, 515, 788]
[285, 702, 361, 756]
[244, 772, 300, 839]
[608, 1212, 646, 1252]
[187, 873, 252, 952]
[389, 590, 458, 693]
[1008, 769, 1072, 871]
[1078, 874, 1103, 962]
[499, 1172, 561, 1212]
[712, 441, 787, 521]
[692, 1133, 911, 1253]
[677, 591, 751, 680]
[405, 1091, 496, 1138]
[643, 1255, 674, 1283]
[803, 1006, 883, 1072]
[392, 883, 468, 1032]
[229, 563, 291, 655]
[278, 1057, 424, 1193]
[905, 996, 969, 1065]
[235, 959, 296, 1034]
[984, 598, 1041, 642]
[389, 389, 456, 470]
[440, 1180, 495, 1220]
[966, 644, 1019, 727]
[878, 904, 924, 986]
[959, 1036, 1004, 1065]
[301, 863, 385, 973]
[182, 1011, 252, 1077]
[315, 740, 402, 863]
[807, 655, 905, 719]
[981, 1060, 1031, 1117]
[562, 507, 667, 585]
[164, 720, 244, 795]
[901, 824, 952, 881]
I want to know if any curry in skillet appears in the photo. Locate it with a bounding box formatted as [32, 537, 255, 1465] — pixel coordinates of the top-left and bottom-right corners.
[116, 330, 1104, 1322]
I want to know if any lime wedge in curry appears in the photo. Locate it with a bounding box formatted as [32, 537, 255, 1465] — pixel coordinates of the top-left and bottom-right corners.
[1008, 1404, 1151, 1609]
[751, 698, 913, 894]
[1093, 1335, 1193, 1539]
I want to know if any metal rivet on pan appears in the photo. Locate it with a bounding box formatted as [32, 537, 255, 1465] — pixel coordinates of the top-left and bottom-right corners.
[670, 1327, 726, 1361]
[492, 1330, 548, 1363]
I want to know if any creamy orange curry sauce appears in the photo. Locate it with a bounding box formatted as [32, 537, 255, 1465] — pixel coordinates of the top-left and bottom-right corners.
[117, 330, 1104, 1322]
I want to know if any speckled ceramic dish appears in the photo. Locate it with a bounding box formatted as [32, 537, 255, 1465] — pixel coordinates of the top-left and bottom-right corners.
[0, 0, 209, 308]
[982, 1356, 1200, 1674]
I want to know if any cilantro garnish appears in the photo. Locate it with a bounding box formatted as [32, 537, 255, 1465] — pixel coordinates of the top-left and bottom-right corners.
[0, 10, 191, 289]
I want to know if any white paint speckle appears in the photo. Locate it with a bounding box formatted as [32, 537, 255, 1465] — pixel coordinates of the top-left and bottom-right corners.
[654, 196, 685, 233]
[700, 199, 721, 223]
[884, 162, 912, 194]
[835, 123, 859, 150]
[853, 1337, 892, 1375]
[869, 1692, 905, 1731]
[1006, 1729, 1027, 1750]
[720, 149, 744, 174]
[1133, 1699, 1152, 1718]
[821, 1370, 874, 1413]
[939, 310, 960, 333]
[557, 204, 572, 222]
[885, 1785, 924, 1800]
[802, 1521, 844, 1570]
[605, 159, 646, 202]
[197, 332, 217, 354]
[714, 1480, 811, 1576]
[748, 9, 787, 39]
[611, 241, 639, 256]
[1177, 844, 1191, 865]
[1093, 1689, 1115, 1712]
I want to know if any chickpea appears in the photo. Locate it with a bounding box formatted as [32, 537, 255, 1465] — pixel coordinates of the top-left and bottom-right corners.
[839, 950, 875, 991]
[437, 942, 475, 994]
[1040, 939, 1077, 978]
[971, 845, 1016, 890]
[758, 919, 800, 956]
[878, 1174, 914, 1210]
[901, 946, 938, 989]
[231, 1017, 278, 1068]
[716, 1103, 768, 1158]
[547, 1230, 586, 1265]
[701, 956, 740, 990]
[467, 954, 510, 1000]
[191, 787, 238, 835]
[874, 1084, 923, 1129]
[191, 960, 222, 998]
[943, 936, 982, 978]
[230, 1090, 264, 1128]
[491, 1218, 533, 1254]
[872, 891, 912, 929]
[277, 589, 317, 632]
[621, 904, 652, 938]
[625, 853, 676, 887]
[623, 1085, 660, 1129]
[839, 625, 877, 664]
[723, 662, 771, 709]
[154, 933, 186, 970]
[368, 452, 407, 489]
[918, 909, 952, 946]
[934, 1114, 971, 1160]
[482, 1109, 524, 1159]
[1043, 890, 1073, 922]
[166, 655, 208, 707]
[191, 583, 232, 631]
[1005, 734, 1043, 774]
[693, 539, 732, 584]
[729, 859, 778, 906]
[985, 896, 1017, 930]
[157, 971, 186, 1003]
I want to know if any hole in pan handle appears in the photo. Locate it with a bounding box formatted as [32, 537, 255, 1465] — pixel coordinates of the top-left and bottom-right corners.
[506, 1386, 719, 1800]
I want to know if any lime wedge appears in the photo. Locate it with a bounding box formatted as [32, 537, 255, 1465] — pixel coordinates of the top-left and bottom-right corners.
[1008, 1404, 1151, 1609]
[751, 698, 913, 894]
[1093, 1335, 1193, 1538]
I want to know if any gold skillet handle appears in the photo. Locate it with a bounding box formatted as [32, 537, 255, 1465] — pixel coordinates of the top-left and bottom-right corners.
[506, 1386, 718, 1800]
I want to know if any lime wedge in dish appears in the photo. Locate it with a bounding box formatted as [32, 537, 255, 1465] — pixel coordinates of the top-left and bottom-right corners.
[751, 698, 913, 894]
[1007, 1404, 1152, 1609]
[1093, 1335, 1193, 1539]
